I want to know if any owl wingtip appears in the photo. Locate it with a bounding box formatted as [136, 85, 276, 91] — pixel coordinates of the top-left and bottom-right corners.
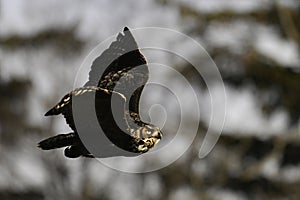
[45, 107, 60, 116]
[44, 109, 53, 116]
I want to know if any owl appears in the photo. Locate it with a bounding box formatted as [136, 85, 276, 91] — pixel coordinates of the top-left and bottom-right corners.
[38, 27, 162, 158]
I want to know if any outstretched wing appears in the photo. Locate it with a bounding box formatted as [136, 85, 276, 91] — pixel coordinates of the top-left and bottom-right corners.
[85, 27, 146, 87]
[85, 27, 149, 115]
[45, 87, 100, 132]
[45, 86, 140, 157]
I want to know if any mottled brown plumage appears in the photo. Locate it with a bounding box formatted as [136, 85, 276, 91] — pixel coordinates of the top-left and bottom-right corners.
[38, 27, 162, 158]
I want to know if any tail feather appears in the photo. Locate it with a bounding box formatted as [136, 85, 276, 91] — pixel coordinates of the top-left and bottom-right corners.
[38, 133, 77, 150]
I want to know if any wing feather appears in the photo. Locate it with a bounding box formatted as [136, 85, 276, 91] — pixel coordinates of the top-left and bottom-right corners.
[84, 27, 149, 115]
[85, 27, 144, 87]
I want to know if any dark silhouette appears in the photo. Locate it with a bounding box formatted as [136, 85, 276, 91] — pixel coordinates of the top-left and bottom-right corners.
[38, 27, 162, 158]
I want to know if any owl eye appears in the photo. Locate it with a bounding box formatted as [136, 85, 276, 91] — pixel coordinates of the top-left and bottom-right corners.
[146, 130, 152, 135]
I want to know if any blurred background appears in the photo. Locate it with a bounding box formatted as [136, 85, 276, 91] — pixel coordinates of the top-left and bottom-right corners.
[0, 0, 300, 199]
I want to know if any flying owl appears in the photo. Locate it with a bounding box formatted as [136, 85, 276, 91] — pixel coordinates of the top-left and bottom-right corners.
[38, 27, 162, 158]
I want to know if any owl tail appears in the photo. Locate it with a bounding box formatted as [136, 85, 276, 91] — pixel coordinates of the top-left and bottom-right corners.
[38, 133, 77, 150]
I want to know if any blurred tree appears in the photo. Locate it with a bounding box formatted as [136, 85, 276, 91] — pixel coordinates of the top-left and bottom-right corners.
[1, 1, 300, 200]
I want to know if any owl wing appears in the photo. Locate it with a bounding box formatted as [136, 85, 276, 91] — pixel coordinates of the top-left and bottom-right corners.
[84, 27, 149, 115]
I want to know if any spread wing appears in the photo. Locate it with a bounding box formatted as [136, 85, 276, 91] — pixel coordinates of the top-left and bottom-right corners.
[85, 27, 146, 87]
[84, 27, 149, 115]
[45, 87, 100, 132]
[46, 86, 141, 157]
